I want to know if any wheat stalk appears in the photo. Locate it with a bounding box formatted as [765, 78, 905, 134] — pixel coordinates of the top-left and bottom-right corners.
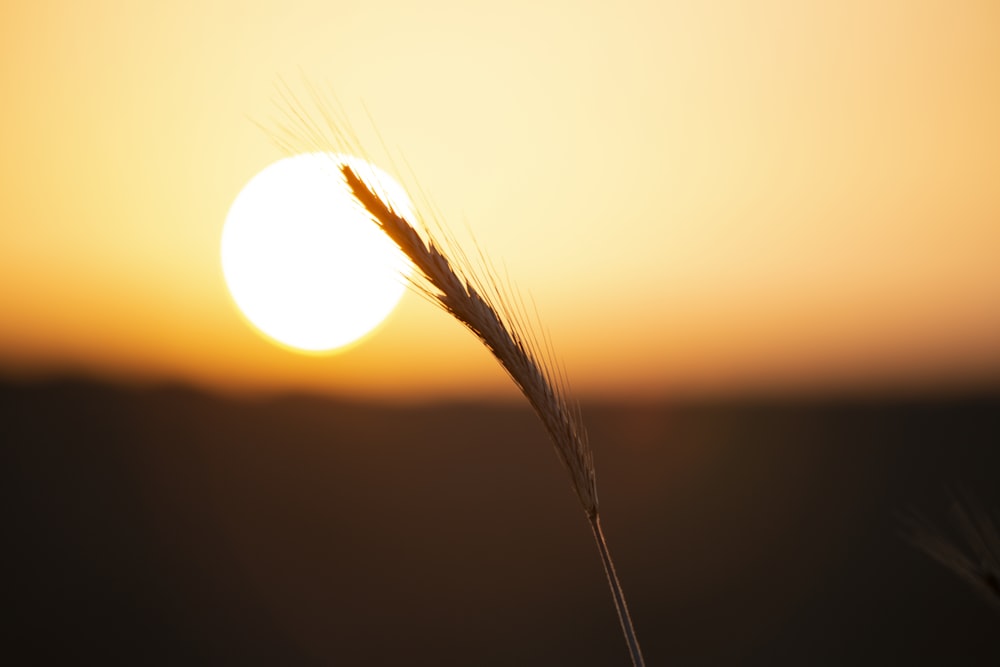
[268, 82, 646, 665]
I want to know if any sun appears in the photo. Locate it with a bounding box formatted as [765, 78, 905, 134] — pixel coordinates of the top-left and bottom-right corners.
[221, 153, 414, 353]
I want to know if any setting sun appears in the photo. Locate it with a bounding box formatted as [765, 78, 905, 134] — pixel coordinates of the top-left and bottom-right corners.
[220, 153, 414, 353]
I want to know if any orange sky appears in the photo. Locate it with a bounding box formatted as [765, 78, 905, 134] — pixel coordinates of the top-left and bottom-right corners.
[1, 0, 998, 400]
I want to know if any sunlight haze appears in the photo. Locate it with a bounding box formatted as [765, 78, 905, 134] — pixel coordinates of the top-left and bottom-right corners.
[1, 0, 998, 399]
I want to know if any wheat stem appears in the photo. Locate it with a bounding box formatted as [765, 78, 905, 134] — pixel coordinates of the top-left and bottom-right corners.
[591, 514, 647, 667]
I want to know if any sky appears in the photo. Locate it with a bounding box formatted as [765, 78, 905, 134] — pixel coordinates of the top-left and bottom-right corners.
[1, 0, 998, 400]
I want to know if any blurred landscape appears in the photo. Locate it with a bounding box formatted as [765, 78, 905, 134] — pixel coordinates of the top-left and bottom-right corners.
[5, 376, 999, 665]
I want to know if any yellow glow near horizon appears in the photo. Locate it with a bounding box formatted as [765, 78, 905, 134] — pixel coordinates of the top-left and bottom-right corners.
[1, 0, 998, 399]
[221, 154, 414, 353]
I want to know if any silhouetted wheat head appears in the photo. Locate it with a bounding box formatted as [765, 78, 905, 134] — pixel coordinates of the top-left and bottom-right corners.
[268, 80, 645, 666]
[341, 165, 598, 513]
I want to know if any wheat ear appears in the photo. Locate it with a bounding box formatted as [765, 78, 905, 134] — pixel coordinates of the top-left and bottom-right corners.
[267, 83, 646, 664]
[342, 166, 645, 665]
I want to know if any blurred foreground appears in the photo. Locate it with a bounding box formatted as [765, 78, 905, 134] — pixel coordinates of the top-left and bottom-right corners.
[4, 377, 999, 665]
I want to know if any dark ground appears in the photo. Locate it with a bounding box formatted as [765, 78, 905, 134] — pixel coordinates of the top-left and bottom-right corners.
[3, 376, 999, 665]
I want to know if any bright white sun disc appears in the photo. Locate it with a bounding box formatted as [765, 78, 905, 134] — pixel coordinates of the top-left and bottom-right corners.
[221, 153, 414, 352]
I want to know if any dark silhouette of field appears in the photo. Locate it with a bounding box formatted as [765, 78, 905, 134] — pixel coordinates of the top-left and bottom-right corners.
[4, 377, 999, 665]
